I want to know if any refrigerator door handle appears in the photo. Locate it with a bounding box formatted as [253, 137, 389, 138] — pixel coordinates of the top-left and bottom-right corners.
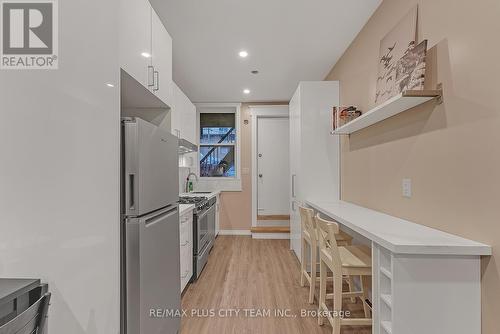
[127, 173, 136, 211]
[144, 206, 178, 227]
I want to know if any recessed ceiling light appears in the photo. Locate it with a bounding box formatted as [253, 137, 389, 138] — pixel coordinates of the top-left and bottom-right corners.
[239, 50, 248, 58]
[243, 89, 251, 94]
[106, 83, 115, 87]
[141, 52, 151, 58]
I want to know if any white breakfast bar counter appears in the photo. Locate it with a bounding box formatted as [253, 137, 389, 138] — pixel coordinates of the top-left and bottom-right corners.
[306, 199, 491, 334]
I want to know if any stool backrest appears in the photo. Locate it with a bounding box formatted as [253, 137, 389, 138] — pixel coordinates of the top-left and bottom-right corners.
[299, 206, 315, 239]
[0, 292, 51, 334]
[315, 214, 342, 272]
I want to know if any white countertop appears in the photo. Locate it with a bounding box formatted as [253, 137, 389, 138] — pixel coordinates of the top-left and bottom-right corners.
[179, 204, 195, 215]
[180, 190, 220, 200]
[306, 199, 491, 256]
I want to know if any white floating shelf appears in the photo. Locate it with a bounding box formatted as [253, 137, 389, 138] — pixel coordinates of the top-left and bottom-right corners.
[331, 90, 442, 135]
[381, 321, 393, 334]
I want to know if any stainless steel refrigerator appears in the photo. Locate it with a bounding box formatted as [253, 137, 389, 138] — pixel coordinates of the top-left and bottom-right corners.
[121, 117, 180, 334]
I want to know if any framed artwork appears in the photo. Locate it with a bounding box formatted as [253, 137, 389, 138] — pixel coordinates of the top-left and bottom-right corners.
[375, 6, 418, 104]
[395, 39, 427, 92]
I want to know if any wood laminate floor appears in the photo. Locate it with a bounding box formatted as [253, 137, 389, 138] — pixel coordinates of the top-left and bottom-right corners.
[181, 236, 371, 334]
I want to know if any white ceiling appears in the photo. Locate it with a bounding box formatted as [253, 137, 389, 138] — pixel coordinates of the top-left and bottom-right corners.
[150, 0, 381, 103]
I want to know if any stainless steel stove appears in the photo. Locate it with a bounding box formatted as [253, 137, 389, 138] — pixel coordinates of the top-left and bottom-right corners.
[178, 195, 216, 280]
[179, 196, 209, 212]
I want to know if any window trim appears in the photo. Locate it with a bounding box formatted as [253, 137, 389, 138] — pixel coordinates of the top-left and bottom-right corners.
[195, 103, 242, 187]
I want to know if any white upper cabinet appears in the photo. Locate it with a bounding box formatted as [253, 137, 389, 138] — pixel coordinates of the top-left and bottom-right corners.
[171, 83, 196, 144]
[180, 93, 196, 144]
[171, 83, 182, 138]
[119, 0, 151, 89]
[120, 0, 173, 107]
[151, 9, 173, 107]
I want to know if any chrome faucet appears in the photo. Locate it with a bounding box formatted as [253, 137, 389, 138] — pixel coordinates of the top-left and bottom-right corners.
[185, 172, 198, 193]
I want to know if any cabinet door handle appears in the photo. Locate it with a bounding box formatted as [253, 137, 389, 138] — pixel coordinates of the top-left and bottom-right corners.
[291, 174, 296, 197]
[153, 70, 159, 91]
[147, 66, 154, 87]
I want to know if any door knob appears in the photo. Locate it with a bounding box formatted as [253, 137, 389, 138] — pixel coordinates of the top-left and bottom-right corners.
[259, 174, 263, 178]
[258, 154, 262, 157]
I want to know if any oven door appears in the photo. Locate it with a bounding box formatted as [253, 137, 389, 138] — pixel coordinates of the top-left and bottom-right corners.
[196, 209, 210, 253]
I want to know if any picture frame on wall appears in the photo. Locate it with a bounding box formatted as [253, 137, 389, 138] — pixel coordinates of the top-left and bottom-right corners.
[375, 6, 418, 104]
[395, 39, 428, 92]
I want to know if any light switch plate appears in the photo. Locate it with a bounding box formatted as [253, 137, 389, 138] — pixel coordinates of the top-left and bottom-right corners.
[402, 178, 412, 198]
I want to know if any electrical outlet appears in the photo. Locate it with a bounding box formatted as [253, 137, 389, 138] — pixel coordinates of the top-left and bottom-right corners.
[402, 178, 412, 198]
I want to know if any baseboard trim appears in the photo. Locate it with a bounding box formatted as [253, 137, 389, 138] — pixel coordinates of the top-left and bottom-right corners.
[256, 220, 290, 227]
[218, 229, 252, 236]
[252, 233, 290, 240]
[257, 214, 290, 221]
[251, 226, 290, 233]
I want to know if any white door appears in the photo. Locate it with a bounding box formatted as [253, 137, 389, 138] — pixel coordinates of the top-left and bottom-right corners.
[289, 89, 301, 257]
[257, 117, 290, 216]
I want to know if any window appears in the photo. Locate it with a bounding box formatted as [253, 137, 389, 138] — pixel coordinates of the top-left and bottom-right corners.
[199, 112, 237, 178]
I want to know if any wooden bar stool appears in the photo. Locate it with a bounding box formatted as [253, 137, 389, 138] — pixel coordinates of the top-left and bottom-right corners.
[299, 206, 355, 304]
[316, 213, 372, 334]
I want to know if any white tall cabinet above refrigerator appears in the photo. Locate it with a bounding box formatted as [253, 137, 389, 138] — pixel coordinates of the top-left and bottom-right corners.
[289, 81, 340, 261]
[120, 0, 173, 107]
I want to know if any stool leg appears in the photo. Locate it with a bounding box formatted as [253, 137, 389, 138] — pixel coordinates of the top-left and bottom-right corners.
[309, 243, 316, 304]
[361, 275, 371, 318]
[300, 237, 306, 287]
[347, 276, 356, 303]
[332, 272, 342, 334]
[318, 259, 327, 326]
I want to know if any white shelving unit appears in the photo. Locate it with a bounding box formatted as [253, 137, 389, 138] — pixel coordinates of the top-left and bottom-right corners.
[331, 89, 442, 135]
[374, 244, 393, 334]
[381, 321, 393, 334]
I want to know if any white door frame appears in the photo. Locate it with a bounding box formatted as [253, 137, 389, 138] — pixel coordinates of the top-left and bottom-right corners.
[250, 105, 289, 228]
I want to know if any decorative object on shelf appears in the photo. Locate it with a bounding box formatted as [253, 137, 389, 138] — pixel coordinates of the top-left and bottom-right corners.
[332, 106, 362, 131]
[375, 5, 418, 104]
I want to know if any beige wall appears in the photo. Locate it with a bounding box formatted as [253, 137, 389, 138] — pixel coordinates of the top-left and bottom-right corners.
[218, 104, 252, 230]
[325, 0, 500, 331]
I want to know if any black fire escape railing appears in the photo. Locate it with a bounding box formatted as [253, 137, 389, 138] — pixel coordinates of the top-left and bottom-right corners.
[199, 127, 234, 164]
